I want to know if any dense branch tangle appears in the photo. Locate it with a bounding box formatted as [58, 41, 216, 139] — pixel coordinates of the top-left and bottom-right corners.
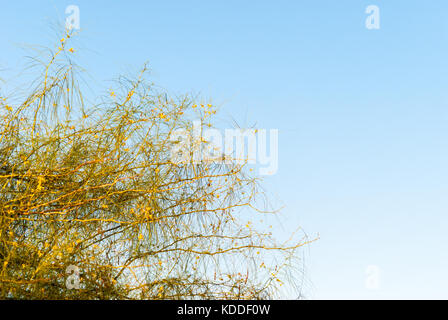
[0, 33, 306, 299]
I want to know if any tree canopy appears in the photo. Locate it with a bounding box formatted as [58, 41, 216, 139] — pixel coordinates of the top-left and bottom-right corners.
[0, 32, 309, 299]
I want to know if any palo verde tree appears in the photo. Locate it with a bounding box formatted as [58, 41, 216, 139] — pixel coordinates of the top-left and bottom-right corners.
[0, 32, 309, 299]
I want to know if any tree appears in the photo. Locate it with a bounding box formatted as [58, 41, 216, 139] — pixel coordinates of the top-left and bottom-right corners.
[0, 32, 309, 299]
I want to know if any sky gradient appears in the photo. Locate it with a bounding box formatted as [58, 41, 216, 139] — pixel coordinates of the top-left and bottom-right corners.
[1, 1, 448, 299]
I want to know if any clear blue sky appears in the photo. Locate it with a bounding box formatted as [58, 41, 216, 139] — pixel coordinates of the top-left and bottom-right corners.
[1, 1, 448, 299]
